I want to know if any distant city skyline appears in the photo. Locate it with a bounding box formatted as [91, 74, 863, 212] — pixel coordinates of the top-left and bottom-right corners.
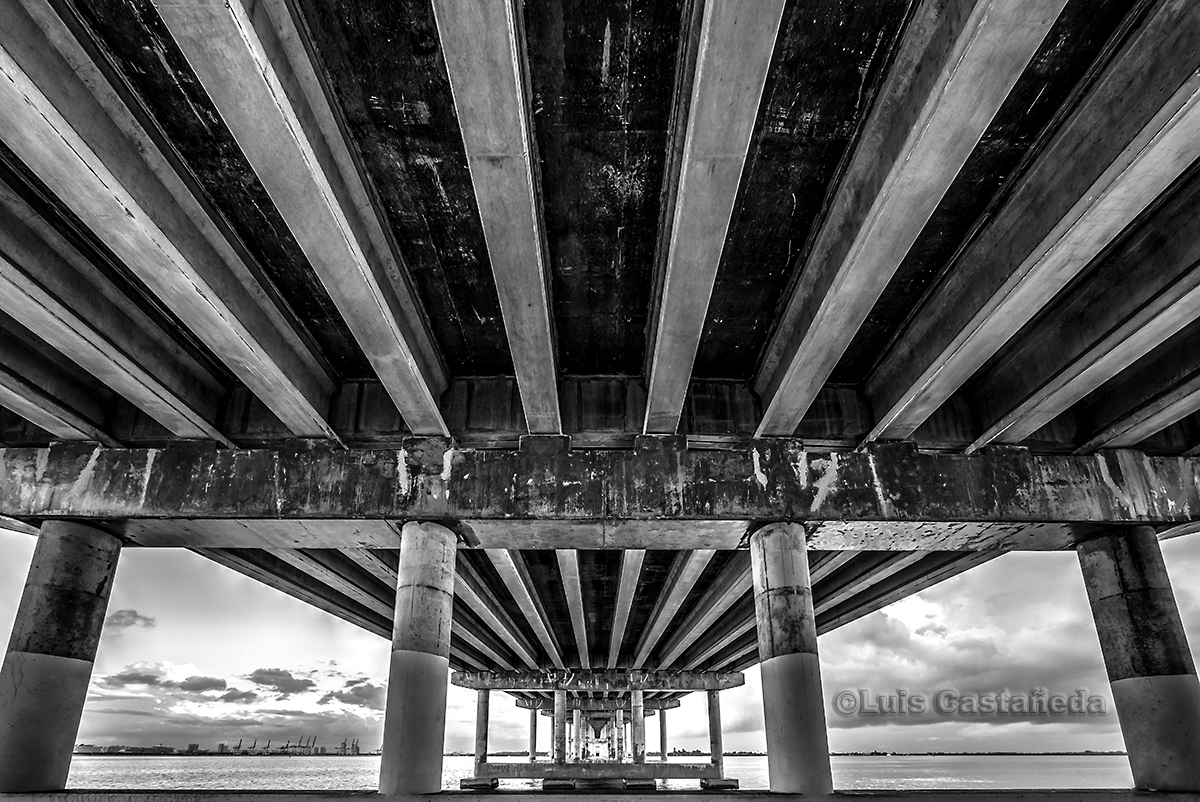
[4, 530, 1200, 755]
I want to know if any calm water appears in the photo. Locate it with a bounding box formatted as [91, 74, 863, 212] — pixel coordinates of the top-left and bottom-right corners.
[67, 754, 1134, 791]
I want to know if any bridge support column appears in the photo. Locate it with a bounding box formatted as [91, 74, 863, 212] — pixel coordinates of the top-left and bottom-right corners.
[474, 689, 489, 775]
[615, 708, 625, 760]
[553, 690, 567, 764]
[659, 707, 668, 762]
[632, 690, 646, 763]
[707, 690, 724, 775]
[1078, 525, 1200, 791]
[0, 521, 121, 792]
[573, 708, 582, 761]
[379, 521, 456, 795]
[751, 522, 833, 794]
[529, 706, 537, 762]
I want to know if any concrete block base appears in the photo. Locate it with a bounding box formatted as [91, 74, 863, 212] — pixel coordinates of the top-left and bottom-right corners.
[700, 777, 740, 790]
[623, 778, 657, 790]
[541, 779, 576, 791]
[460, 777, 500, 791]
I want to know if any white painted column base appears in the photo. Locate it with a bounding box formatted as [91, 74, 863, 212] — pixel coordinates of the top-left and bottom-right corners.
[1111, 674, 1200, 791]
[0, 651, 94, 792]
[760, 651, 833, 794]
[379, 649, 449, 794]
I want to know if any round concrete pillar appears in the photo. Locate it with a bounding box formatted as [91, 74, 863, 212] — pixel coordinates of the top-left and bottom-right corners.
[0, 521, 121, 792]
[750, 522, 833, 794]
[529, 705, 538, 762]
[659, 707, 668, 762]
[553, 689, 567, 764]
[1078, 526, 1200, 791]
[631, 689, 646, 764]
[473, 689, 489, 774]
[379, 521, 456, 795]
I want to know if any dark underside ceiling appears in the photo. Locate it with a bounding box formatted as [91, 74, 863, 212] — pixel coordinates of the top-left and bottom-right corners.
[525, 0, 682, 376]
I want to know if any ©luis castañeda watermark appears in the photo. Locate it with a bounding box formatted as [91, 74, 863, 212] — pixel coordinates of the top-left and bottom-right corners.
[833, 688, 1107, 717]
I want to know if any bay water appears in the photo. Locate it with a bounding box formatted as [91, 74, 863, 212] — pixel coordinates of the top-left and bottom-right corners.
[67, 754, 1134, 790]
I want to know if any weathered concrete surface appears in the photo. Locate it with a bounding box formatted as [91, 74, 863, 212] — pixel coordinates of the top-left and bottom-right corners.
[378, 522, 456, 795]
[0, 521, 121, 792]
[706, 690, 723, 775]
[751, 523, 833, 795]
[452, 670, 743, 692]
[3, 442, 1199, 540]
[1078, 526, 1200, 790]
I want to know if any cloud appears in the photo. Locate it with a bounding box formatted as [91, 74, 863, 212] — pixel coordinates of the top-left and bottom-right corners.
[319, 681, 386, 710]
[246, 668, 316, 696]
[102, 670, 163, 688]
[104, 609, 156, 632]
[177, 676, 227, 693]
[218, 689, 258, 704]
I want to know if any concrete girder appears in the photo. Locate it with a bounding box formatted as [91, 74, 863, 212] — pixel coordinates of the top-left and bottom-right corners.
[485, 550, 565, 669]
[455, 555, 541, 670]
[152, 0, 449, 436]
[967, 167, 1200, 451]
[642, 0, 786, 433]
[606, 549, 644, 668]
[632, 549, 715, 667]
[0, 179, 229, 444]
[755, 0, 1065, 436]
[556, 549, 590, 669]
[0, 0, 336, 438]
[867, 0, 1200, 442]
[430, 0, 559, 433]
[514, 697, 680, 712]
[654, 551, 752, 669]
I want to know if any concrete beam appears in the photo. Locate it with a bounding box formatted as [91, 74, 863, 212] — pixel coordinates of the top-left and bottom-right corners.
[0, 180, 228, 444]
[632, 550, 716, 667]
[153, 0, 448, 436]
[556, 550, 590, 669]
[0, 338, 118, 447]
[655, 551, 752, 668]
[452, 670, 744, 692]
[0, 0, 336, 437]
[0, 792, 1186, 802]
[606, 549, 644, 668]
[431, 0, 559, 433]
[486, 550, 565, 669]
[455, 556, 541, 670]
[266, 549, 393, 620]
[642, 0, 785, 433]
[812, 551, 928, 615]
[338, 548, 398, 589]
[755, 0, 1064, 436]
[969, 167, 1200, 451]
[8, 442, 1200, 536]
[868, 0, 1200, 442]
[1073, 321, 1200, 452]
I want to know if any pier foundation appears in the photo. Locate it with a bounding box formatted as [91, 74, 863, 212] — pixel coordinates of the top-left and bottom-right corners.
[751, 522, 833, 794]
[0, 521, 121, 792]
[1078, 525, 1200, 791]
[378, 521, 456, 795]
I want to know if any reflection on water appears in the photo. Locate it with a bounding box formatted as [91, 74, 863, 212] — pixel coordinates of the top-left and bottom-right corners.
[68, 753, 1134, 791]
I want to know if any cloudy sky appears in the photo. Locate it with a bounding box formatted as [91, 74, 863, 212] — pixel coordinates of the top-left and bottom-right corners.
[3, 530, 1200, 755]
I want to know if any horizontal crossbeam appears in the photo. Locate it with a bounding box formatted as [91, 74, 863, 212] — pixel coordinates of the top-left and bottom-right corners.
[452, 670, 743, 692]
[1, 440, 1196, 539]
